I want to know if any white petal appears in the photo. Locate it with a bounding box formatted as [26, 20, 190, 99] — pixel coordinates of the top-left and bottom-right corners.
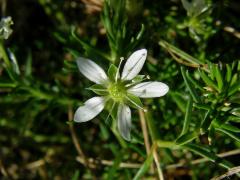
[128, 81, 169, 98]
[74, 97, 105, 122]
[121, 49, 147, 81]
[76, 57, 108, 84]
[117, 104, 131, 141]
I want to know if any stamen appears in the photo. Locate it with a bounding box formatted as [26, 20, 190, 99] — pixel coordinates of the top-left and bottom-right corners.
[115, 57, 124, 82]
[125, 75, 150, 88]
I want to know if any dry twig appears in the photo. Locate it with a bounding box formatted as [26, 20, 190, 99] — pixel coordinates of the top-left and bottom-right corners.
[211, 166, 240, 180]
[75, 149, 240, 171]
[0, 159, 10, 178]
[68, 106, 90, 168]
[138, 109, 155, 174]
[153, 148, 165, 180]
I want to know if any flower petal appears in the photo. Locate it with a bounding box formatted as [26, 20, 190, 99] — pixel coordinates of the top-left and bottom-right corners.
[128, 81, 169, 98]
[117, 104, 131, 141]
[76, 57, 108, 84]
[74, 97, 105, 122]
[121, 49, 147, 81]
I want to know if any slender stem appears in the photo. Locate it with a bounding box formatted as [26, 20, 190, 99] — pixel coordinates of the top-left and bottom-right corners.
[26, 87, 52, 100]
[211, 166, 240, 180]
[75, 148, 240, 171]
[112, 128, 127, 148]
[157, 140, 178, 149]
[68, 106, 96, 179]
[0, 82, 17, 88]
[25, 159, 46, 170]
[166, 149, 240, 170]
[138, 109, 154, 173]
[153, 149, 164, 180]
[0, 159, 10, 179]
[76, 156, 141, 169]
[143, 109, 166, 179]
[139, 109, 151, 155]
[68, 106, 88, 164]
[0, 42, 11, 67]
[1, 0, 7, 16]
[20, 86, 77, 106]
[0, 41, 15, 80]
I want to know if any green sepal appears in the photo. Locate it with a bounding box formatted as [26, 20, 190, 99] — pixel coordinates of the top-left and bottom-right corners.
[88, 84, 108, 96]
[126, 93, 143, 109]
[108, 64, 118, 82]
[132, 75, 145, 83]
[176, 131, 198, 145]
[105, 99, 118, 120]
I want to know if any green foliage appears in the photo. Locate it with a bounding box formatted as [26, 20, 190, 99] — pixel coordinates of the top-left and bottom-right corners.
[133, 150, 154, 180]
[108, 64, 118, 81]
[180, 0, 214, 42]
[101, 0, 145, 63]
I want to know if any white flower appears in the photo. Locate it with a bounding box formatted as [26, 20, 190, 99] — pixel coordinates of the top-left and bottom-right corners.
[74, 49, 169, 141]
[0, 17, 13, 40]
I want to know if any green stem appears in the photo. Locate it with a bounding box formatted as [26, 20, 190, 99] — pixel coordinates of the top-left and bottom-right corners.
[0, 41, 16, 81]
[112, 128, 127, 148]
[145, 109, 178, 149]
[24, 87, 52, 100]
[0, 41, 11, 68]
[157, 140, 178, 149]
[145, 110, 160, 141]
[0, 82, 17, 88]
[19, 86, 76, 106]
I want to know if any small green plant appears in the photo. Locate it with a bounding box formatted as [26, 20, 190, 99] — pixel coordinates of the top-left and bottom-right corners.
[179, 0, 214, 42]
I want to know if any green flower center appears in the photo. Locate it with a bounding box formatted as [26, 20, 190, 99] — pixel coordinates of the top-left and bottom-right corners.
[108, 82, 126, 102]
